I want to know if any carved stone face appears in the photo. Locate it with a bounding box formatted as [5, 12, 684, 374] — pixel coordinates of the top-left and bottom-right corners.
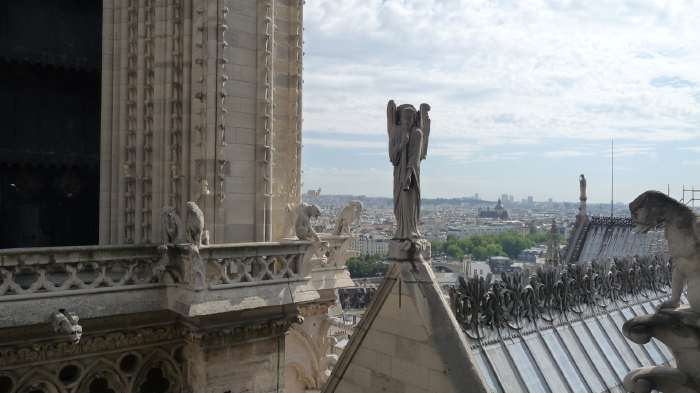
[398, 108, 415, 131]
[162, 206, 177, 221]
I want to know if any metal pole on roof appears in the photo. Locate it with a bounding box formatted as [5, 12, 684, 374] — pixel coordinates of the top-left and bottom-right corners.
[611, 138, 614, 218]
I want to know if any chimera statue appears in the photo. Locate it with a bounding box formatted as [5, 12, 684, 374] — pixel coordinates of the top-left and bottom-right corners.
[334, 201, 363, 236]
[623, 191, 700, 392]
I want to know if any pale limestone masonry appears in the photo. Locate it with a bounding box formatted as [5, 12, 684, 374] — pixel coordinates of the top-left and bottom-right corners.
[0, 1, 365, 392]
[285, 234, 356, 393]
[0, 241, 318, 392]
[99, 0, 303, 245]
[323, 260, 488, 393]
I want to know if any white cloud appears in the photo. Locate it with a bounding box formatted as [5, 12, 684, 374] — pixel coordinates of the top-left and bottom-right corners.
[303, 0, 700, 148]
[303, 138, 384, 150]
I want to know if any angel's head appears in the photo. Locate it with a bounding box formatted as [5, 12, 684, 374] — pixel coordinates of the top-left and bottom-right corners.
[396, 104, 417, 131]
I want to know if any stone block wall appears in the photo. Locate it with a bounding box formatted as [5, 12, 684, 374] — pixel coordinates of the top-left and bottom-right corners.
[100, 0, 303, 245]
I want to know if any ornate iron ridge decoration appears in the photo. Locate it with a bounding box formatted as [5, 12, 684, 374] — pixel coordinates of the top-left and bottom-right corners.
[449, 254, 672, 340]
[588, 216, 635, 227]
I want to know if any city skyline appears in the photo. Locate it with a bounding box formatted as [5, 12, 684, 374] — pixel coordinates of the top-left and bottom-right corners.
[300, 0, 700, 204]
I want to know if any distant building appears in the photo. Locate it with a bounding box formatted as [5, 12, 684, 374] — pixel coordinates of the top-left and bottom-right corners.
[488, 256, 512, 274]
[478, 198, 509, 220]
[465, 260, 491, 278]
[447, 221, 527, 238]
[351, 234, 389, 256]
[306, 188, 322, 198]
[545, 219, 561, 266]
[517, 247, 545, 262]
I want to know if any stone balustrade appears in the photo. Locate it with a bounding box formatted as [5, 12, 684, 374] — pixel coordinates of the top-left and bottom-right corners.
[203, 242, 308, 289]
[303, 234, 355, 292]
[0, 244, 165, 298]
[0, 241, 318, 327]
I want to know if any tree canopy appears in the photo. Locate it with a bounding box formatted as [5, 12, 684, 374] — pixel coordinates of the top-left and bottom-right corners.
[432, 230, 551, 261]
[346, 254, 388, 278]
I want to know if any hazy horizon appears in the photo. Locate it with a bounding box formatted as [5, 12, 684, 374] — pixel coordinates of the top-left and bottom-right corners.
[300, 0, 700, 204]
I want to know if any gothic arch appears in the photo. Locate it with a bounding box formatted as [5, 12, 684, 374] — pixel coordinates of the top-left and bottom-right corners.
[75, 359, 127, 393]
[132, 348, 183, 393]
[287, 328, 323, 389]
[287, 361, 317, 390]
[15, 369, 63, 393]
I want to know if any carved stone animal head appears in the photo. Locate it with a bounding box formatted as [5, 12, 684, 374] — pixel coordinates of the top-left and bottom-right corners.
[161, 206, 177, 219]
[350, 200, 363, 214]
[302, 203, 321, 220]
[629, 191, 692, 233]
[186, 201, 202, 215]
[50, 310, 82, 344]
[160, 206, 183, 244]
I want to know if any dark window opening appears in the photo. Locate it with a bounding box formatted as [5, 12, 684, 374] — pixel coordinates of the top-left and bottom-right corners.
[138, 368, 171, 393]
[88, 378, 116, 393]
[0, 0, 101, 248]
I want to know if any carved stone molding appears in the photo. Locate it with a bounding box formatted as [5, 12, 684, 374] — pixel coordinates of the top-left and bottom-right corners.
[0, 325, 184, 369]
[184, 316, 299, 350]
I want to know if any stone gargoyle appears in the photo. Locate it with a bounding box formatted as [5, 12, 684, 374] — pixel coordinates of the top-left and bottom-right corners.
[622, 191, 700, 393]
[294, 203, 329, 262]
[50, 309, 82, 344]
[334, 201, 363, 236]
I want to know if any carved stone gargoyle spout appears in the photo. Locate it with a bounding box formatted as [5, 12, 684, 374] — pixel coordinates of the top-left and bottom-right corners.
[50, 309, 82, 344]
[623, 309, 700, 392]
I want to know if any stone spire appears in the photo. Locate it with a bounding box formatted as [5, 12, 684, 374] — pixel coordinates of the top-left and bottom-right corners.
[545, 219, 560, 266]
[578, 174, 587, 219]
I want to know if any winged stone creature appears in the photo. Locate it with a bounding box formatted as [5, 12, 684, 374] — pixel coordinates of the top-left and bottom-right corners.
[334, 201, 363, 235]
[185, 201, 205, 248]
[161, 206, 183, 245]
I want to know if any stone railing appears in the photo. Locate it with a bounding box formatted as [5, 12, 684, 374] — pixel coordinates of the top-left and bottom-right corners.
[202, 242, 310, 290]
[0, 241, 318, 327]
[0, 245, 165, 299]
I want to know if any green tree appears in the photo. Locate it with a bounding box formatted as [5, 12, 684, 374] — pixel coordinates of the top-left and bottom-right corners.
[499, 231, 534, 259]
[446, 244, 464, 260]
[346, 255, 388, 278]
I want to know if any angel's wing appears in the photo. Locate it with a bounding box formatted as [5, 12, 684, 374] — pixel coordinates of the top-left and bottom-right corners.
[387, 100, 397, 135]
[419, 103, 431, 160]
[387, 100, 401, 165]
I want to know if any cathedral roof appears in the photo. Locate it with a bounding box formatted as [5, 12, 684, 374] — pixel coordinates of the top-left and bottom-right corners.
[451, 254, 676, 393]
[565, 216, 667, 264]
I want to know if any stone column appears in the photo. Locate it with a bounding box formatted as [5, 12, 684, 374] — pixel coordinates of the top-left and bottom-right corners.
[183, 318, 296, 393]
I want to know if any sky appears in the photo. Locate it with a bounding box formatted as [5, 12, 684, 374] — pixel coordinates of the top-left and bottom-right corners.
[299, 0, 700, 203]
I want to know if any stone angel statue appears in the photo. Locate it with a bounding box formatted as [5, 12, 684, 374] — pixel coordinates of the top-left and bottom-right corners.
[579, 174, 587, 202]
[387, 100, 431, 240]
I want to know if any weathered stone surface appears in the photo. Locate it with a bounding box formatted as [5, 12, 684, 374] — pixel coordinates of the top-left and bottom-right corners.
[387, 101, 431, 240]
[323, 260, 488, 393]
[623, 191, 700, 392]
